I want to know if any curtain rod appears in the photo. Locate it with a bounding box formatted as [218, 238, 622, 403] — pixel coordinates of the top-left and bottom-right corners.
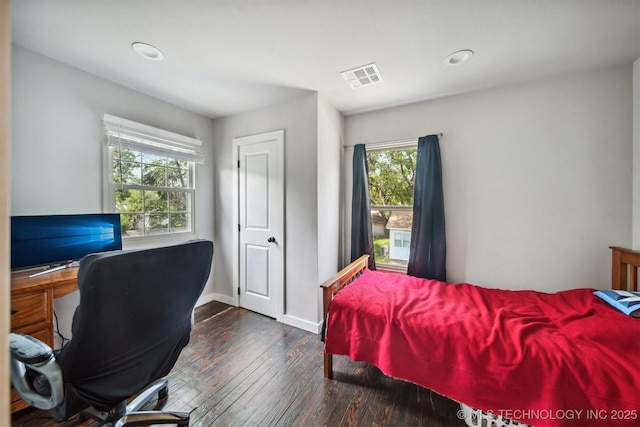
[359, 133, 443, 149]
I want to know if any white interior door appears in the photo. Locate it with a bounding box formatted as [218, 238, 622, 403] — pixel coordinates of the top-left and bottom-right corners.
[233, 130, 284, 320]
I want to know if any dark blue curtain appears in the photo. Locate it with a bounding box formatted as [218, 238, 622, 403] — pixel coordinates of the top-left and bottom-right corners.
[407, 135, 446, 281]
[351, 144, 376, 270]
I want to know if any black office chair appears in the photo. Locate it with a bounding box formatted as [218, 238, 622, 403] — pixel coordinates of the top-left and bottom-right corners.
[9, 239, 214, 426]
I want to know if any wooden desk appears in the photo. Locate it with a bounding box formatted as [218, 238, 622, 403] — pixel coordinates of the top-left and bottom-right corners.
[10, 267, 79, 413]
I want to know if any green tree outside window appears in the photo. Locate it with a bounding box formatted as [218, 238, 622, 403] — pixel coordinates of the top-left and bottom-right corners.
[113, 147, 192, 237]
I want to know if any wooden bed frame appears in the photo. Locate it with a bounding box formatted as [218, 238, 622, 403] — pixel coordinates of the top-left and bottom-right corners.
[320, 254, 369, 379]
[610, 246, 640, 291]
[320, 247, 639, 379]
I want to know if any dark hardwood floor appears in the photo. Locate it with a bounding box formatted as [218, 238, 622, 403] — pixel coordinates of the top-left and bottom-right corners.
[12, 303, 467, 426]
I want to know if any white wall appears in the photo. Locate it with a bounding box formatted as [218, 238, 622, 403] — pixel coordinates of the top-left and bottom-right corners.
[633, 57, 640, 250]
[316, 95, 343, 320]
[211, 92, 322, 330]
[345, 65, 633, 292]
[10, 46, 217, 343]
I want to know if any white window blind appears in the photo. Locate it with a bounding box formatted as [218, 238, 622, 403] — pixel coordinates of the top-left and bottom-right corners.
[103, 114, 204, 164]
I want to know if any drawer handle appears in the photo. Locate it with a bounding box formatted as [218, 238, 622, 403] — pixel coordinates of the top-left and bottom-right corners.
[11, 310, 18, 315]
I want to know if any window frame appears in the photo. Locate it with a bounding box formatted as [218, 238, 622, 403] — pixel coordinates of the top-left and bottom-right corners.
[366, 140, 417, 273]
[102, 115, 202, 247]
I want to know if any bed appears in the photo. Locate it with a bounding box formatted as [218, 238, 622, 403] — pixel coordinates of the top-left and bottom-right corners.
[321, 247, 640, 427]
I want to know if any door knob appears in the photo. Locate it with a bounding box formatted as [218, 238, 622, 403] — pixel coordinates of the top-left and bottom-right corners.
[267, 236, 276, 243]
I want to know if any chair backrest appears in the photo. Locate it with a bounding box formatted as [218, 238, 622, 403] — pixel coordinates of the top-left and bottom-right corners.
[55, 239, 213, 412]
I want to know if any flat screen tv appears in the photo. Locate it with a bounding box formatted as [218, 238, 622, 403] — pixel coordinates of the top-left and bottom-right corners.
[11, 213, 123, 271]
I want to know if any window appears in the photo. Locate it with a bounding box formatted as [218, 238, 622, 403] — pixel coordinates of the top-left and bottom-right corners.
[103, 115, 203, 241]
[367, 144, 417, 270]
[394, 232, 411, 248]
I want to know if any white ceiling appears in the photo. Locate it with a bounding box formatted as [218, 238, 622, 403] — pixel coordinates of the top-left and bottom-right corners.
[10, 0, 640, 119]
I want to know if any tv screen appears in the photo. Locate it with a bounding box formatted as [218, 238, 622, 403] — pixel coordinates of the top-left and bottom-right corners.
[11, 213, 123, 270]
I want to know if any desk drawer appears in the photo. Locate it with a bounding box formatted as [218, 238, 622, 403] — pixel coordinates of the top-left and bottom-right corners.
[11, 292, 50, 330]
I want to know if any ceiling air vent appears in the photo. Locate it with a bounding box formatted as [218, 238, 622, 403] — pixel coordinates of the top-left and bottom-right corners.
[340, 63, 383, 89]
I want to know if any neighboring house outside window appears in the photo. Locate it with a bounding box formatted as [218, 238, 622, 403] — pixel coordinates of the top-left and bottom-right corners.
[387, 211, 412, 262]
[102, 114, 204, 245]
[367, 143, 417, 271]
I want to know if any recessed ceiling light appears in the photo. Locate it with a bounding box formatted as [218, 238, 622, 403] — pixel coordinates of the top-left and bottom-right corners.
[132, 42, 164, 61]
[340, 63, 383, 89]
[445, 49, 474, 66]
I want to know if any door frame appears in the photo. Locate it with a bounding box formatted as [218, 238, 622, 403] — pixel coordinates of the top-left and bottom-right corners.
[1, 1, 10, 420]
[232, 130, 285, 322]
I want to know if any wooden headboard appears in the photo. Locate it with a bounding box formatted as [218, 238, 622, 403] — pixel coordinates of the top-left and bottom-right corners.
[320, 254, 369, 318]
[319, 254, 369, 379]
[610, 246, 640, 291]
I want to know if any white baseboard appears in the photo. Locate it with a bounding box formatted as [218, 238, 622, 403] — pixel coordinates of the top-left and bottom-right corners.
[196, 292, 237, 308]
[283, 314, 321, 334]
[195, 295, 321, 334]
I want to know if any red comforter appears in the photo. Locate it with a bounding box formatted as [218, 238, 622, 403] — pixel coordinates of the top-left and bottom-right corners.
[325, 269, 640, 427]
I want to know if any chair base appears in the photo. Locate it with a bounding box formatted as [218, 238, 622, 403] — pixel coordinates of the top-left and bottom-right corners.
[80, 378, 189, 426]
